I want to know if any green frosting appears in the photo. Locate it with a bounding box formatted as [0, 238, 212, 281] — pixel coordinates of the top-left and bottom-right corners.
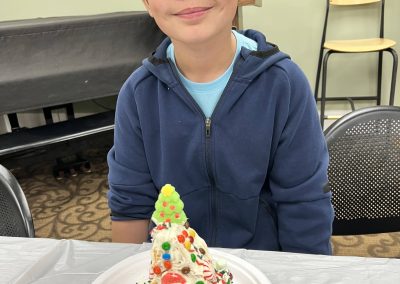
[151, 184, 187, 225]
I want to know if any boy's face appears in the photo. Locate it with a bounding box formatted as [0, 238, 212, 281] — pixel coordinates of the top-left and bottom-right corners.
[142, 0, 238, 46]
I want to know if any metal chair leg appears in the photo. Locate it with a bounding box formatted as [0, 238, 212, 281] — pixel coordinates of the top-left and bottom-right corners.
[315, 46, 325, 102]
[314, 0, 330, 102]
[346, 98, 355, 111]
[387, 48, 398, 106]
[377, 51, 383, 105]
[321, 50, 335, 129]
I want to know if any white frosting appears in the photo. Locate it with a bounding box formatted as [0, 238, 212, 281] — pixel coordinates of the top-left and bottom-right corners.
[148, 223, 233, 284]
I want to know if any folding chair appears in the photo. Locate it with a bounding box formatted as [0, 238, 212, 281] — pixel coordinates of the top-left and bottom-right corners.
[315, 0, 398, 128]
[0, 164, 34, 237]
[325, 106, 400, 235]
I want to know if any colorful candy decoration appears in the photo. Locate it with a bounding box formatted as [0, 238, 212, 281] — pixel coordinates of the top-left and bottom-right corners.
[148, 184, 234, 284]
[161, 272, 187, 284]
[162, 242, 171, 250]
[153, 265, 162, 275]
[152, 184, 187, 225]
[181, 267, 190, 274]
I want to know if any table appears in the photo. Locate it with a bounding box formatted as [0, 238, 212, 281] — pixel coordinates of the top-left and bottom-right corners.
[1, 236, 399, 284]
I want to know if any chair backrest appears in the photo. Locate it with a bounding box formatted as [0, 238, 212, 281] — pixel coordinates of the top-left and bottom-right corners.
[324, 106, 400, 235]
[0, 165, 34, 237]
[323, 0, 385, 40]
[330, 0, 381, 6]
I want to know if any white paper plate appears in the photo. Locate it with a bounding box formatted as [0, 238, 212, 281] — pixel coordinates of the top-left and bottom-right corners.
[93, 249, 270, 284]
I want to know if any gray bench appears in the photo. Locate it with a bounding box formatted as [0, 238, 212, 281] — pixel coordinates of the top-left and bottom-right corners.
[0, 12, 165, 176]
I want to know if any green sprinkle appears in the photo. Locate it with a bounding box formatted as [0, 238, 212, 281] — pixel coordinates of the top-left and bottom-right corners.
[162, 242, 171, 251]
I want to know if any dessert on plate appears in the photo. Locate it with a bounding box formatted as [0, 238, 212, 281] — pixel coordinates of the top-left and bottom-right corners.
[147, 184, 233, 284]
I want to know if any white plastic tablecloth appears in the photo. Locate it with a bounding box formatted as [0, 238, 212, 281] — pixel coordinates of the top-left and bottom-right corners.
[1, 236, 399, 284]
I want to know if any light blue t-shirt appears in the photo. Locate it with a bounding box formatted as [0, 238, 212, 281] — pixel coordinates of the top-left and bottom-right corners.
[167, 30, 257, 118]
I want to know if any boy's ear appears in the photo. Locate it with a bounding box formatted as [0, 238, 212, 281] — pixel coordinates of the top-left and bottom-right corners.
[142, 0, 153, 17]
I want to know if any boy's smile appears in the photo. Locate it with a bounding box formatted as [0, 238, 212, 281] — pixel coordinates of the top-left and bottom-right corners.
[143, 0, 237, 46]
[173, 6, 213, 21]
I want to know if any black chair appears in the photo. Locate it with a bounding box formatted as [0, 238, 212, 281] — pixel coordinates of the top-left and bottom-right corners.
[325, 106, 400, 235]
[0, 164, 34, 237]
[315, 0, 398, 128]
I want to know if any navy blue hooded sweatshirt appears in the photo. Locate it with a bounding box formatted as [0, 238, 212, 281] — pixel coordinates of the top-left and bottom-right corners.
[107, 30, 334, 254]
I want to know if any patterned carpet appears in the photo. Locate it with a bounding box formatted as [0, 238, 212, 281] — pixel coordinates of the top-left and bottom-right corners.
[16, 148, 112, 242]
[14, 148, 400, 258]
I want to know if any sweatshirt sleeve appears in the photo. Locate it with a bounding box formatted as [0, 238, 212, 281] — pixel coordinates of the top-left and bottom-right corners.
[107, 76, 158, 221]
[269, 62, 334, 255]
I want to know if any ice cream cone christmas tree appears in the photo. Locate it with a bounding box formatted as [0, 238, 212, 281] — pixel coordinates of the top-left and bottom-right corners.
[148, 184, 233, 284]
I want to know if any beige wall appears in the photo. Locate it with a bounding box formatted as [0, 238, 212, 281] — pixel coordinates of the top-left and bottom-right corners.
[2, 0, 400, 113]
[243, 0, 400, 112]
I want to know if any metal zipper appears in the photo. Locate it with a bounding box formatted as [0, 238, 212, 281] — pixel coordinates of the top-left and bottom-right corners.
[205, 118, 211, 137]
[204, 117, 217, 246]
[166, 56, 244, 247]
[205, 57, 243, 246]
[166, 59, 218, 245]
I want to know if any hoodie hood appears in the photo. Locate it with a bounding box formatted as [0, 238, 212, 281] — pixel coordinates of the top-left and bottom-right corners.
[142, 29, 290, 87]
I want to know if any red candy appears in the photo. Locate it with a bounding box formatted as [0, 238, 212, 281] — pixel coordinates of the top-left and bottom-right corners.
[161, 272, 186, 284]
[164, 260, 172, 270]
[182, 230, 188, 237]
[177, 235, 185, 243]
[153, 265, 162, 275]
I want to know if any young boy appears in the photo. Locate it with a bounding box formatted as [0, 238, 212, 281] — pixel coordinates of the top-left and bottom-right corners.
[107, 0, 334, 254]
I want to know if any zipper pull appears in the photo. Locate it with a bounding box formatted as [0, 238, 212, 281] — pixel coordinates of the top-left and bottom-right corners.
[205, 118, 211, 137]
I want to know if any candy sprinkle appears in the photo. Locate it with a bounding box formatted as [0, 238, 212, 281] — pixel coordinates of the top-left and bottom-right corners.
[162, 242, 171, 251]
[161, 184, 175, 197]
[153, 265, 162, 275]
[164, 260, 172, 270]
[177, 235, 185, 243]
[162, 253, 171, 261]
[188, 228, 196, 237]
[181, 266, 191, 274]
[184, 240, 191, 250]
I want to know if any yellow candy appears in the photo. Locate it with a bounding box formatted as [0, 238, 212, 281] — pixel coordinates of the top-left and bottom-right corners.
[184, 240, 191, 250]
[188, 228, 196, 238]
[161, 184, 175, 197]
